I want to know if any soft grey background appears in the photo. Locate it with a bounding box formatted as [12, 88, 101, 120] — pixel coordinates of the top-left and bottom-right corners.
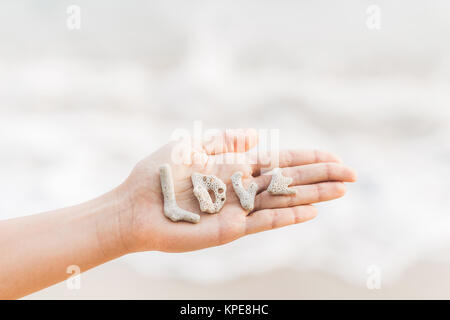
[1, 0, 450, 298]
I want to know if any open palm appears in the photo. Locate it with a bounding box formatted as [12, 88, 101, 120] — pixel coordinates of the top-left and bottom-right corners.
[120, 130, 357, 253]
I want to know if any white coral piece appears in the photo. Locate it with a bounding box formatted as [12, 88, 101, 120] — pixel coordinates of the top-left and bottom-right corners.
[191, 173, 227, 213]
[231, 171, 258, 211]
[159, 164, 200, 223]
[267, 168, 296, 195]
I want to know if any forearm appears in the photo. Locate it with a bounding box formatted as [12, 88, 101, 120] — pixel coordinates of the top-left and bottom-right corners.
[0, 138, 357, 298]
[0, 187, 131, 299]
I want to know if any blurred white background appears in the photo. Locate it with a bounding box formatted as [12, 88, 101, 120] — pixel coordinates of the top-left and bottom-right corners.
[1, 0, 450, 298]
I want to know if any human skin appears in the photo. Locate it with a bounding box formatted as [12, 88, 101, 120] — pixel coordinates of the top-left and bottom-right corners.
[0, 129, 357, 299]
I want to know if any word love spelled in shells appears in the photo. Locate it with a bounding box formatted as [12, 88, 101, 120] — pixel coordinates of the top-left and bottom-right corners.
[159, 164, 296, 223]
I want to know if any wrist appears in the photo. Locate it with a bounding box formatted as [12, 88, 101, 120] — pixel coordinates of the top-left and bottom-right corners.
[91, 185, 136, 259]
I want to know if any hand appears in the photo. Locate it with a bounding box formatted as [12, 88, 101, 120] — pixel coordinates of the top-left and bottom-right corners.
[116, 129, 357, 253]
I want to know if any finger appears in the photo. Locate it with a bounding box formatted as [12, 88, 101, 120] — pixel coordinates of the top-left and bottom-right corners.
[250, 149, 342, 175]
[202, 128, 258, 155]
[252, 162, 357, 193]
[254, 182, 346, 210]
[245, 205, 317, 235]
